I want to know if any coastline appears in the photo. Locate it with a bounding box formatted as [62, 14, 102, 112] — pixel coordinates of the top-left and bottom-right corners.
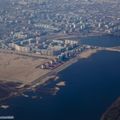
[1, 44, 120, 103]
[1, 46, 120, 120]
[0, 33, 120, 105]
[0, 48, 99, 103]
[19, 48, 99, 90]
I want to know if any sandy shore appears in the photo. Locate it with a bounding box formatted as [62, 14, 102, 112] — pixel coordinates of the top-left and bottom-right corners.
[0, 52, 50, 84]
[51, 48, 98, 74]
[0, 48, 99, 102]
[0, 48, 98, 85]
[79, 49, 98, 59]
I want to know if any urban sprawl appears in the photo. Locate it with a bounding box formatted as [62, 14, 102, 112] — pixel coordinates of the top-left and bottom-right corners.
[0, 0, 120, 85]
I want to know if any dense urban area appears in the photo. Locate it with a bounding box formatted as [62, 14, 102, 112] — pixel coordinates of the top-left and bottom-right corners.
[0, 0, 120, 120]
[0, 0, 120, 51]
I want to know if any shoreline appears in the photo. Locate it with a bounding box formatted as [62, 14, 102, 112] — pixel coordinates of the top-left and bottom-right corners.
[0, 44, 120, 103]
[101, 97, 120, 120]
[0, 48, 99, 103]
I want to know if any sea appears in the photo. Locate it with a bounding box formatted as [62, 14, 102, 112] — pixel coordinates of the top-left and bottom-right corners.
[0, 35, 120, 120]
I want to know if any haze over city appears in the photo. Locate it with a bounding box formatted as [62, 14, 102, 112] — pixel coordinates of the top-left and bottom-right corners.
[0, 0, 120, 120]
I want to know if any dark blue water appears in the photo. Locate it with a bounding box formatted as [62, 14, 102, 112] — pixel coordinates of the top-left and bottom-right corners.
[81, 35, 120, 47]
[1, 50, 120, 120]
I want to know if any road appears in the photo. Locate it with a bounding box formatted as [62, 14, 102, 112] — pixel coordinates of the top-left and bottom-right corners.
[93, 46, 120, 52]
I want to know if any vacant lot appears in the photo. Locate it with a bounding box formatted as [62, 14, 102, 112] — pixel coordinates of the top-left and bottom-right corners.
[0, 52, 50, 84]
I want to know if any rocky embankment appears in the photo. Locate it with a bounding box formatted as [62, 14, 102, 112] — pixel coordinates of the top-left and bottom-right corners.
[101, 97, 120, 120]
[0, 81, 21, 102]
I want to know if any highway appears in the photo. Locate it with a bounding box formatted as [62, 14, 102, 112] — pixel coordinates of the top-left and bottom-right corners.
[103, 47, 120, 52]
